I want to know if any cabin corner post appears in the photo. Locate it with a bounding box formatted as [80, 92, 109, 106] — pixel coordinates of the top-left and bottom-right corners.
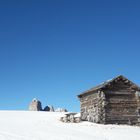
[135, 91, 140, 125]
[97, 90, 106, 124]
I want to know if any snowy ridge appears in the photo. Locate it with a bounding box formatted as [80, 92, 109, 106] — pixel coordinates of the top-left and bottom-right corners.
[0, 111, 139, 140]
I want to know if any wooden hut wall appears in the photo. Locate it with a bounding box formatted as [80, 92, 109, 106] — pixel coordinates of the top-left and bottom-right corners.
[104, 80, 139, 124]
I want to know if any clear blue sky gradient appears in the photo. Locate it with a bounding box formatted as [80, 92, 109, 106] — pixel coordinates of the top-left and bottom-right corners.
[0, 0, 140, 111]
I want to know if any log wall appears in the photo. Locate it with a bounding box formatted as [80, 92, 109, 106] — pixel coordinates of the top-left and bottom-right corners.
[104, 80, 139, 125]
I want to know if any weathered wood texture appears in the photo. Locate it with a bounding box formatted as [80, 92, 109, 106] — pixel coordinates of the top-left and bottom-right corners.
[104, 80, 139, 124]
[78, 76, 140, 125]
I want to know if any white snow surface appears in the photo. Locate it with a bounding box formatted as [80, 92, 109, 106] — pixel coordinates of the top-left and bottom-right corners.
[0, 111, 140, 140]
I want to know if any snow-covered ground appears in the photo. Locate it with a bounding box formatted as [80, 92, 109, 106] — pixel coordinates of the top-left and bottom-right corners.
[0, 111, 139, 140]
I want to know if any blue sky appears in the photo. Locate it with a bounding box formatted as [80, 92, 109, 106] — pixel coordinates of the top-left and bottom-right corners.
[0, 0, 140, 111]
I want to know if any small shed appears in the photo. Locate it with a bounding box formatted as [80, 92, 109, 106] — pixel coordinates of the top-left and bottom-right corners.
[78, 75, 140, 125]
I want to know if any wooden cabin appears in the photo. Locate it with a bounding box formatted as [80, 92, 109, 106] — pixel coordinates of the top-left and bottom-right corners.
[78, 75, 140, 125]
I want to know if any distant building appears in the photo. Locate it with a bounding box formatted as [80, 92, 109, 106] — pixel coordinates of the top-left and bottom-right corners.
[29, 98, 42, 111]
[78, 75, 140, 125]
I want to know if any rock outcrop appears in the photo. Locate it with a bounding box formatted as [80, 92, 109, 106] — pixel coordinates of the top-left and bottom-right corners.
[43, 105, 55, 112]
[43, 106, 50, 111]
[29, 98, 42, 111]
[29, 98, 67, 112]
